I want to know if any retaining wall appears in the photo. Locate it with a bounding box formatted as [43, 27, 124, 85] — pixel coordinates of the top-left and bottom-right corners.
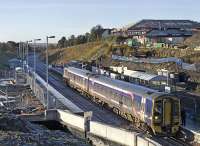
[57, 109, 85, 131]
[90, 121, 137, 146]
[54, 109, 162, 146]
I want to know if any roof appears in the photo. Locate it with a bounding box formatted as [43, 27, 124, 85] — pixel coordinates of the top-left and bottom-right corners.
[146, 29, 193, 37]
[90, 75, 162, 98]
[64, 67, 91, 79]
[128, 19, 200, 30]
[66, 67, 164, 98]
[123, 70, 167, 81]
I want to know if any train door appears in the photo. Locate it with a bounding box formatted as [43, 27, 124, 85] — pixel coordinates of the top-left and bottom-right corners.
[163, 99, 172, 126]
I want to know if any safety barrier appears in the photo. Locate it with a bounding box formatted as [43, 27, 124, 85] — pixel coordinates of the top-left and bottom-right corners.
[57, 109, 85, 131]
[90, 121, 137, 146]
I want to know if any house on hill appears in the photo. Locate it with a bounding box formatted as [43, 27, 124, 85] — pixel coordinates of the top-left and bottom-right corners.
[127, 19, 200, 46]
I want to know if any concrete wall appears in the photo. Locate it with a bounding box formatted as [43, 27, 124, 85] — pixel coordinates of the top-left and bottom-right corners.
[137, 136, 162, 146]
[90, 121, 137, 146]
[90, 121, 162, 146]
[57, 109, 85, 131]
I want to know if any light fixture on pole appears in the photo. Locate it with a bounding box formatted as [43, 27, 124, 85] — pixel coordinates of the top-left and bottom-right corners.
[46, 35, 55, 110]
[33, 38, 41, 94]
[26, 40, 32, 71]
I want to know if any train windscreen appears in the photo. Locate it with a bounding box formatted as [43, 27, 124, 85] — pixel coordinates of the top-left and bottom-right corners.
[154, 100, 162, 123]
[172, 100, 180, 124]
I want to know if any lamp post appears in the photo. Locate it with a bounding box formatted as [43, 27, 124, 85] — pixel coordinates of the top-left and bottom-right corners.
[18, 42, 20, 59]
[33, 39, 41, 94]
[26, 40, 32, 71]
[22, 42, 25, 70]
[46, 36, 55, 110]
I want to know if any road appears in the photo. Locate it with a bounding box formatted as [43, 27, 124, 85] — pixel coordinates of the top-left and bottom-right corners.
[28, 54, 129, 128]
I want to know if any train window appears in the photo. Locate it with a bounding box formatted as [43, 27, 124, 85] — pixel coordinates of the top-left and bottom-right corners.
[173, 101, 179, 117]
[111, 90, 116, 99]
[154, 101, 162, 123]
[105, 87, 109, 96]
[116, 92, 120, 101]
[145, 99, 152, 117]
[134, 95, 142, 111]
[124, 94, 132, 107]
[93, 83, 97, 91]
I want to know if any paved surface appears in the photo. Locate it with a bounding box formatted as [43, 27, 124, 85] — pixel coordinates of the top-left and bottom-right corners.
[28, 54, 129, 128]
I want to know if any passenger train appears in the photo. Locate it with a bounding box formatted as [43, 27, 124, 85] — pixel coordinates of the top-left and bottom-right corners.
[63, 67, 181, 136]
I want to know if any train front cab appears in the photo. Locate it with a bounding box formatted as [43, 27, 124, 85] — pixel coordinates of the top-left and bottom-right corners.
[152, 96, 181, 136]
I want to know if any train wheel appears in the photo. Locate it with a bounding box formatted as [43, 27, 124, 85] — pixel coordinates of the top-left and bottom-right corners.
[103, 103, 109, 108]
[121, 112, 127, 119]
[147, 127, 154, 136]
[113, 107, 119, 115]
[140, 123, 148, 132]
[126, 114, 133, 122]
[135, 119, 141, 129]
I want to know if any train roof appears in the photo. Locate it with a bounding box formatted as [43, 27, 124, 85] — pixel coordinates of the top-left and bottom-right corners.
[64, 67, 92, 78]
[90, 75, 164, 99]
[65, 67, 165, 99]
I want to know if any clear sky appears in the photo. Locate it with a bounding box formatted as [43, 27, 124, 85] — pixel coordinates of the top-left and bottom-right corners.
[0, 0, 200, 43]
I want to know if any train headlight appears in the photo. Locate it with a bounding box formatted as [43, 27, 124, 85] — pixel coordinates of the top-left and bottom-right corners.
[155, 116, 159, 120]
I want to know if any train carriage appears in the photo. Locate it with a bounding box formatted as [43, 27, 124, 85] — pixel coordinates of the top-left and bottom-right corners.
[63, 67, 181, 135]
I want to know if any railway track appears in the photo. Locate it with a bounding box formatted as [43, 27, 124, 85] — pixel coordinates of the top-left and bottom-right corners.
[28, 55, 193, 146]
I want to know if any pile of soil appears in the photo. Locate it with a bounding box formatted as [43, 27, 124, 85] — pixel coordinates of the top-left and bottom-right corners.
[0, 114, 90, 146]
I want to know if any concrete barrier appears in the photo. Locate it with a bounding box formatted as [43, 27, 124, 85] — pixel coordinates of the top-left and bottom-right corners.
[90, 121, 137, 146]
[137, 136, 162, 146]
[193, 131, 200, 144]
[137, 136, 149, 146]
[57, 109, 85, 131]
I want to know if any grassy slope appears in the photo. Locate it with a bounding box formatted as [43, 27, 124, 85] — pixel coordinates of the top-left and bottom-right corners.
[46, 41, 112, 64]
